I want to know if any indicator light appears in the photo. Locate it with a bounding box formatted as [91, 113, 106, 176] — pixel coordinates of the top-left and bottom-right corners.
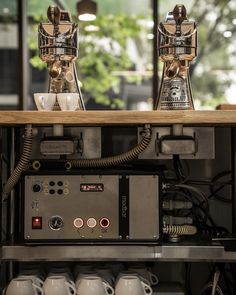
[32, 216, 42, 229]
[100, 218, 110, 228]
[74, 218, 84, 228]
[87, 217, 97, 228]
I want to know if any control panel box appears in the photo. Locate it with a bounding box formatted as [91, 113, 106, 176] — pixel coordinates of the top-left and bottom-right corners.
[23, 173, 161, 243]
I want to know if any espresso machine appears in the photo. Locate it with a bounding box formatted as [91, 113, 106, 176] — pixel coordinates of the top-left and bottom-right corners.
[38, 5, 85, 110]
[156, 4, 197, 110]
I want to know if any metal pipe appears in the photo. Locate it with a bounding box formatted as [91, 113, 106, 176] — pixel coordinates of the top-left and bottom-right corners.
[18, 0, 28, 110]
[53, 124, 64, 137]
[231, 127, 236, 233]
[153, 0, 159, 110]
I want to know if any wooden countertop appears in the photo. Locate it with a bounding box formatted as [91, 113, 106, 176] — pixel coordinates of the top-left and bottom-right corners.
[0, 110, 236, 125]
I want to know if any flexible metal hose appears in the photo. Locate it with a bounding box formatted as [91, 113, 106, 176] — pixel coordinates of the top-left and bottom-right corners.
[163, 224, 197, 236]
[3, 126, 33, 198]
[66, 125, 152, 169]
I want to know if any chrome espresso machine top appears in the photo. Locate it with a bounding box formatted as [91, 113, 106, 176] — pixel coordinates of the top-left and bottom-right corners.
[38, 5, 85, 109]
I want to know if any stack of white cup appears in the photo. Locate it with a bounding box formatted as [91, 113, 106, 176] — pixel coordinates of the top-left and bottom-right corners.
[34, 93, 81, 111]
[3, 263, 158, 295]
[115, 275, 152, 295]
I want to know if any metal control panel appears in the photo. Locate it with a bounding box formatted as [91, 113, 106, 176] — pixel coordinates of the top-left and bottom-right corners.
[23, 173, 160, 243]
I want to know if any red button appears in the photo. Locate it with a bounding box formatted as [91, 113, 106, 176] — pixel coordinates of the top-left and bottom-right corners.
[32, 217, 42, 229]
[100, 218, 110, 228]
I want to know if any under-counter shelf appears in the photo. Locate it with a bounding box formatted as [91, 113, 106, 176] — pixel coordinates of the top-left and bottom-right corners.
[1, 244, 235, 262]
[0, 110, 236, 125]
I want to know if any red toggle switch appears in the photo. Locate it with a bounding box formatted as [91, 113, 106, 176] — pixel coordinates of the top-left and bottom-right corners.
[32, 217, 42, 229]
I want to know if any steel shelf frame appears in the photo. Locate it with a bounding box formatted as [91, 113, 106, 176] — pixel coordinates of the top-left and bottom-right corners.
[0, 244, 236, 262]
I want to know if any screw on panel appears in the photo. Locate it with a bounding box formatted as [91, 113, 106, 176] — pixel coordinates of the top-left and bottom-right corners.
[32, 160, 41, 170]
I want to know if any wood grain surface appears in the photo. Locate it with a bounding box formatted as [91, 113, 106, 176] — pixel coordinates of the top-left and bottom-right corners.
[0, 110, 235, 125]
[216, 104, 236, 110]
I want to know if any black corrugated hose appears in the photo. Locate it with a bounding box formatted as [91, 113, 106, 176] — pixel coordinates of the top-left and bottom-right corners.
[65, 124, 152, 169]
[2, 126, 33, 200]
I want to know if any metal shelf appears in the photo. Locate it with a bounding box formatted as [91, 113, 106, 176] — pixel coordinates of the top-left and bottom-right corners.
[1, 244, 236, 262]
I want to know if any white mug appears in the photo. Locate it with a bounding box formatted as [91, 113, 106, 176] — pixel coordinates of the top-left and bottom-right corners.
[57, 93, 80, 111]
[76, 276, 114, 295]
[116, 271, 150, 287]
[75, 272, 99, 289]
[5, 278, 43, 295]
[18, 269, 45, 281]
[115, 275, 152, 295]
[129, 267, 159, 286]
[17, 274, 44, 287]
[47, 272, 74, 287]
[43, 276, 76, 295]
[48, 267, 73, 280]
[104, 263, 124, 276]
[74, 263, 93, 277]
[34, 93, 56, 111]
[94, 267, 115, 286]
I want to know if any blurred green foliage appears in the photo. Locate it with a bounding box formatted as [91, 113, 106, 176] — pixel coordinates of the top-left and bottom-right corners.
[27, 0, 236, 109]
[29, 14, 143, 109]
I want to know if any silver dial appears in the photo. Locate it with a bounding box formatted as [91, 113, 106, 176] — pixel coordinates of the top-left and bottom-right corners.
[49, 216, 63, 231]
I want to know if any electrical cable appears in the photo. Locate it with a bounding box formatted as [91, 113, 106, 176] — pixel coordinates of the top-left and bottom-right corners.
[209, 171, 232, 203]
[65, 125, 152, 169]
[185, 262, 192, 295]
[173, 154, 189, 182]
[211, 269, 221, 295]
[174, 184, 209, 209]
[2, 126, 33, 200]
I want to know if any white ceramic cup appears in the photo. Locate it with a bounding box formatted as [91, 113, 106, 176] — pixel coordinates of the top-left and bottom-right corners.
[94, 267, 115, 286]
[104, 263, 125, 276]
[48, 267, 73, 279]
[115, 275, 152, 295]
[34, 93, 56, 111]
[5, 278, 43, 295]
[76, 276, 114, 295]
[47, 272, 74, 287]
[129, 267, 159, 286]
[57, 93, 80, 111]
[17, 274, 44, 287]
[116, 271, 150, 287]
[75, 272, 99, 289]
[43, 276, 76, 295]
[74, 263, 93, 277]
[18, 269, 45, 281]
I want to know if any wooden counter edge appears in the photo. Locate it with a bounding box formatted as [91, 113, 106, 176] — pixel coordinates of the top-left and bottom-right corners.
[0, 110, 235, 125]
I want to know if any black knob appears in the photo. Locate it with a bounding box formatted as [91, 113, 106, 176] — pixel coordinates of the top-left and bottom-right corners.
[32, 184, 41, 193]
[49, 216, 63, 231]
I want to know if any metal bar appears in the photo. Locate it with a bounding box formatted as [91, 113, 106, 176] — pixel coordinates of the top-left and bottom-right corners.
[1, 244, 236, 262]
[152, 0, 159, 110]
[18, 0, 28, 110]
[9, 128, 15, 243]
[231, 127, 236, 233]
